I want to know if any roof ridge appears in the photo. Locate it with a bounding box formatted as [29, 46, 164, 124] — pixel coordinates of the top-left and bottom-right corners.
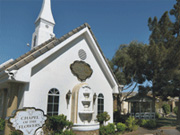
[0, 23, 90, 72]
[0, 37, 57, 72]
[56, 23, 90, 42]
[0, 23, 119, 87]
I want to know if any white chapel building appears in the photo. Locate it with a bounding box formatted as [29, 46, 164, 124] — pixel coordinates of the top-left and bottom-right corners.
[0, 0, 120, 134]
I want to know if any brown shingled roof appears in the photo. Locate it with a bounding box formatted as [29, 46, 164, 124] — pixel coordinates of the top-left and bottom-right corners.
[125, 94, 153, 102]
[0, 23, 90, 72]
[0, 23, 119, 86]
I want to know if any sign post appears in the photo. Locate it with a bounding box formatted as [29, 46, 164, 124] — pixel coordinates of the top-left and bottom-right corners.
[7, 107, 47, 135]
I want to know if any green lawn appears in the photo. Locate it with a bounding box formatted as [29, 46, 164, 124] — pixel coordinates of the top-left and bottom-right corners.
[156, 117, 177, 127]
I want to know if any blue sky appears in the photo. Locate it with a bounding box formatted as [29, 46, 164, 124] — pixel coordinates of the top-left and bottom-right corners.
[0, 0, 176, 64]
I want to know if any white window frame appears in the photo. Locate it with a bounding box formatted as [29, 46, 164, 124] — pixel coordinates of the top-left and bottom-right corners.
[98, 93, 104, 114]
[47, 88, 60, 116]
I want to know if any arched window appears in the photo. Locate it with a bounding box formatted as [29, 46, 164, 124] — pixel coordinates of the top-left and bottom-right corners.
[47, 88, 59, 116]
[98, 93, 104, 114]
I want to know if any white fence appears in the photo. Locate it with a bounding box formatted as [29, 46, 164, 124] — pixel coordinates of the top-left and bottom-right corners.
[130, 112, 155, 119]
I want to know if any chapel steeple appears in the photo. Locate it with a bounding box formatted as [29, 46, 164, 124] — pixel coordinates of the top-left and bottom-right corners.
[31, 0, 55, 49]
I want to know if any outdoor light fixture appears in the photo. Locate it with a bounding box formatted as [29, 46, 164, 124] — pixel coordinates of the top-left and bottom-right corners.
[66, 90, 72, 101]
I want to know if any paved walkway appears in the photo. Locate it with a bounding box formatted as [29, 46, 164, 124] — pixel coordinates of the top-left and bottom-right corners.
[123, 127, 180, 135]
[160, 128, 180, 135]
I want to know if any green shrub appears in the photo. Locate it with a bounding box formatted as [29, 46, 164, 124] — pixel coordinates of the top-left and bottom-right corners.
[59, 130, 75, 135]
[144, 120, 157, 129]
[136, 119, 157, 129]
[137, 119, 157, 129]
[0, 118, 5, 131]
[141, 119, 148, 127]
[99, 123, 115, 135]
[162, 104, 170, 114]
[10, 131, 22, 135]
[116, 122, 126, 132]
[173, 106, 178, 115]
[113, 111, 130, 123]
[125, 116, 138, 131]
[119, 114, 130, 123]
[132, 125, 139, 131]
[137, 119, 148, 127]
[44, 114, 73, 134]
[155, 112, 161, 119]
[97, 112, 110, 126]
[113, 111, 120, 122]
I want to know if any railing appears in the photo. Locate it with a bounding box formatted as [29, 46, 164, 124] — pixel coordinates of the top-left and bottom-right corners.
[130, 112, 155, 119]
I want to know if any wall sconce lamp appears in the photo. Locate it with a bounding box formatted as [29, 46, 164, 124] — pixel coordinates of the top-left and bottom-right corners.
[66, 90, 72, 101]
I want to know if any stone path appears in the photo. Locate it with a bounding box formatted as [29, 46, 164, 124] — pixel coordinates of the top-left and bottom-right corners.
[123, 127, 180, 135]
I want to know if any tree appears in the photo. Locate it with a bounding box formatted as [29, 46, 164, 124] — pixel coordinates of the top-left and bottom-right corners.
[0, 118, 5, 132]
[145, 40, 168, 112]
[148, 0, 180, 125]
[111, 41, 148, 114]
[168, 0, 180, 125]
[112, 0, 180, 126]
[162, 104, 170, 115]
[111, 41, 165, 114]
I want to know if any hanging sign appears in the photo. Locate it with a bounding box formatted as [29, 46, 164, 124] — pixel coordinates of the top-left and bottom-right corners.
[8, 107, 47, 135]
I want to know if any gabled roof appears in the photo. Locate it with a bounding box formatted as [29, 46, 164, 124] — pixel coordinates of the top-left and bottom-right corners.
[0, 23, 89, 72]
[122, 92, 137, 97]
[0, 37, 57, 73]
[125, 94, 153, 102]
[0, 23, 119, 86]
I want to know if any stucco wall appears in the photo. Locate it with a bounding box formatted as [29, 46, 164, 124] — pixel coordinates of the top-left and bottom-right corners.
[21, 34, 114, 122]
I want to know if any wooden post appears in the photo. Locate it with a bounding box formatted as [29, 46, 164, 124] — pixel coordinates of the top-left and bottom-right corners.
[2, 89, 8, 119]
[129, 102, 131, 114]
[4, 83, 19, 135]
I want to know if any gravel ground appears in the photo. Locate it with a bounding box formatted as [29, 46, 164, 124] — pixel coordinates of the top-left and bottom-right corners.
[122, 127, 180, 135]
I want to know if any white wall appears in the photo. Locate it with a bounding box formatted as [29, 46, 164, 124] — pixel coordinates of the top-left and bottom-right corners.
[20, 33, 114, 123]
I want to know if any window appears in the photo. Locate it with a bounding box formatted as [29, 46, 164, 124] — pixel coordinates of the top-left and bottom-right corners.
[98, 93, 104, 114]
[33, 35, 37, 47]
[47, 88, 59, 116]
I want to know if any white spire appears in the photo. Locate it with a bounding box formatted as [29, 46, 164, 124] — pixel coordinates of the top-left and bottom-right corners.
[36, 0, 55, 24]
[31, 0, 55, 49]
